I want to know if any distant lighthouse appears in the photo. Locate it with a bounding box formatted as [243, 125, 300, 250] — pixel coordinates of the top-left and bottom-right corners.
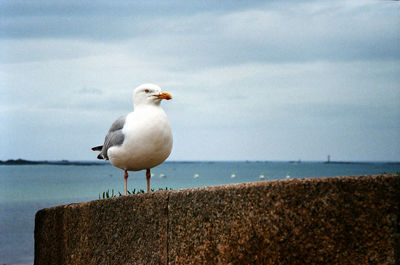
[327, 155, 331, 163]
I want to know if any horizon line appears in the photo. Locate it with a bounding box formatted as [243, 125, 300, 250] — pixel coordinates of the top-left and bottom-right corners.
[1, 158, 399, 164]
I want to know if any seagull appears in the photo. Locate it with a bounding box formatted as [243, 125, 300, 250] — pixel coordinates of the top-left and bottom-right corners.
[92, 84, 173, 195]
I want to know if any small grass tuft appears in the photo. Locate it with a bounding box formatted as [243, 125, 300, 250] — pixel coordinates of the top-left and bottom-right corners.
[99, 187, 173, 199]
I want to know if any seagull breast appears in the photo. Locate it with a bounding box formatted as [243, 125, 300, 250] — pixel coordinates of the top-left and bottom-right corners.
[108, 105, 173, 171]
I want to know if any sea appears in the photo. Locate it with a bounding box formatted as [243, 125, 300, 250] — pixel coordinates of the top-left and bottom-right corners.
[0, 161, 399, 265]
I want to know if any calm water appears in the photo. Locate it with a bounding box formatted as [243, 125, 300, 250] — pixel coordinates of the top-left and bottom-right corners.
[0, 161, 399, 264]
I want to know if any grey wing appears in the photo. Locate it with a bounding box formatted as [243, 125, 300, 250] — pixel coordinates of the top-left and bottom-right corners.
[101, 114, 127, 160]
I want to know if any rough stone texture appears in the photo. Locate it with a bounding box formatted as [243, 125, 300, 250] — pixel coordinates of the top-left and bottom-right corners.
[168, 175, 400, 264]
[35, 192, 169, 265]
[35, 175, 400, 265]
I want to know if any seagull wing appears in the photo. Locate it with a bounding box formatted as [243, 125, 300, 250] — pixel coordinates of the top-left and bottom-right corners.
[92, 114, 127, 160]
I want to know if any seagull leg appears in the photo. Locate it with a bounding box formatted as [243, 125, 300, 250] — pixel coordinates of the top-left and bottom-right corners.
[146, 169, 151, 193]
[124, 170, 128, 196]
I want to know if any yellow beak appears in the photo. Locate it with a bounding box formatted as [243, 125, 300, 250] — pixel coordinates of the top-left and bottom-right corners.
[156, 92, 172, 100]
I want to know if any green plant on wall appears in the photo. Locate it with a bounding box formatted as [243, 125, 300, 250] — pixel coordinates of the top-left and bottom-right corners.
[99, 187, 173, 199]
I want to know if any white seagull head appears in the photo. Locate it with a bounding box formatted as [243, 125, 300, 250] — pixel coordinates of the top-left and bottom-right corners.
[133, 83, 172, 107]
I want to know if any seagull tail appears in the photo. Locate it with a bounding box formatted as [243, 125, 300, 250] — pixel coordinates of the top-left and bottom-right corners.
[92, 145, 105, 160]
[91, 145, 103, 151]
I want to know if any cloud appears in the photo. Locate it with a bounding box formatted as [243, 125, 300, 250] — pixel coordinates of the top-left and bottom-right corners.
[1, 1, 399, 65]
[0, 0, 264, 39]
[78, 86, 103, 95]
[0, 0, 399, 161]
[215, 2, 400, 63]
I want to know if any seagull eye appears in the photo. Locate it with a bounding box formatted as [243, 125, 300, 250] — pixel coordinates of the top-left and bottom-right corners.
[144, 89, 150, 93]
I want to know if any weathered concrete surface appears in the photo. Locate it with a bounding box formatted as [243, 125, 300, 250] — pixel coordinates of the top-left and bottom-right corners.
[35, 192, 169, 265]
[168, 175, 400, 264]
[35, 175, 400, 265]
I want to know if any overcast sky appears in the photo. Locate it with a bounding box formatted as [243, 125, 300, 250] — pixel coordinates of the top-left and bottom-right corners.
[0, 0, 399, 162]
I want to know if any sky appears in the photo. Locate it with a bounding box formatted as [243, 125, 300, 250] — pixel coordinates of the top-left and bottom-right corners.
[0, 0, 399, 162]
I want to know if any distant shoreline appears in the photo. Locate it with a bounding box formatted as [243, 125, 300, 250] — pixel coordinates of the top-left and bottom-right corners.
[0, 159, 398, 166]
[0, 159, 106, 166]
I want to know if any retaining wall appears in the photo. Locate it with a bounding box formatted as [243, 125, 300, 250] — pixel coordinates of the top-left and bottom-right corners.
[35, 175, 400, 264]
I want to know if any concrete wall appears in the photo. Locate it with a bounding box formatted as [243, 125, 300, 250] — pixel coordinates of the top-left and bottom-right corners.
[35, 175, 400, 264]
